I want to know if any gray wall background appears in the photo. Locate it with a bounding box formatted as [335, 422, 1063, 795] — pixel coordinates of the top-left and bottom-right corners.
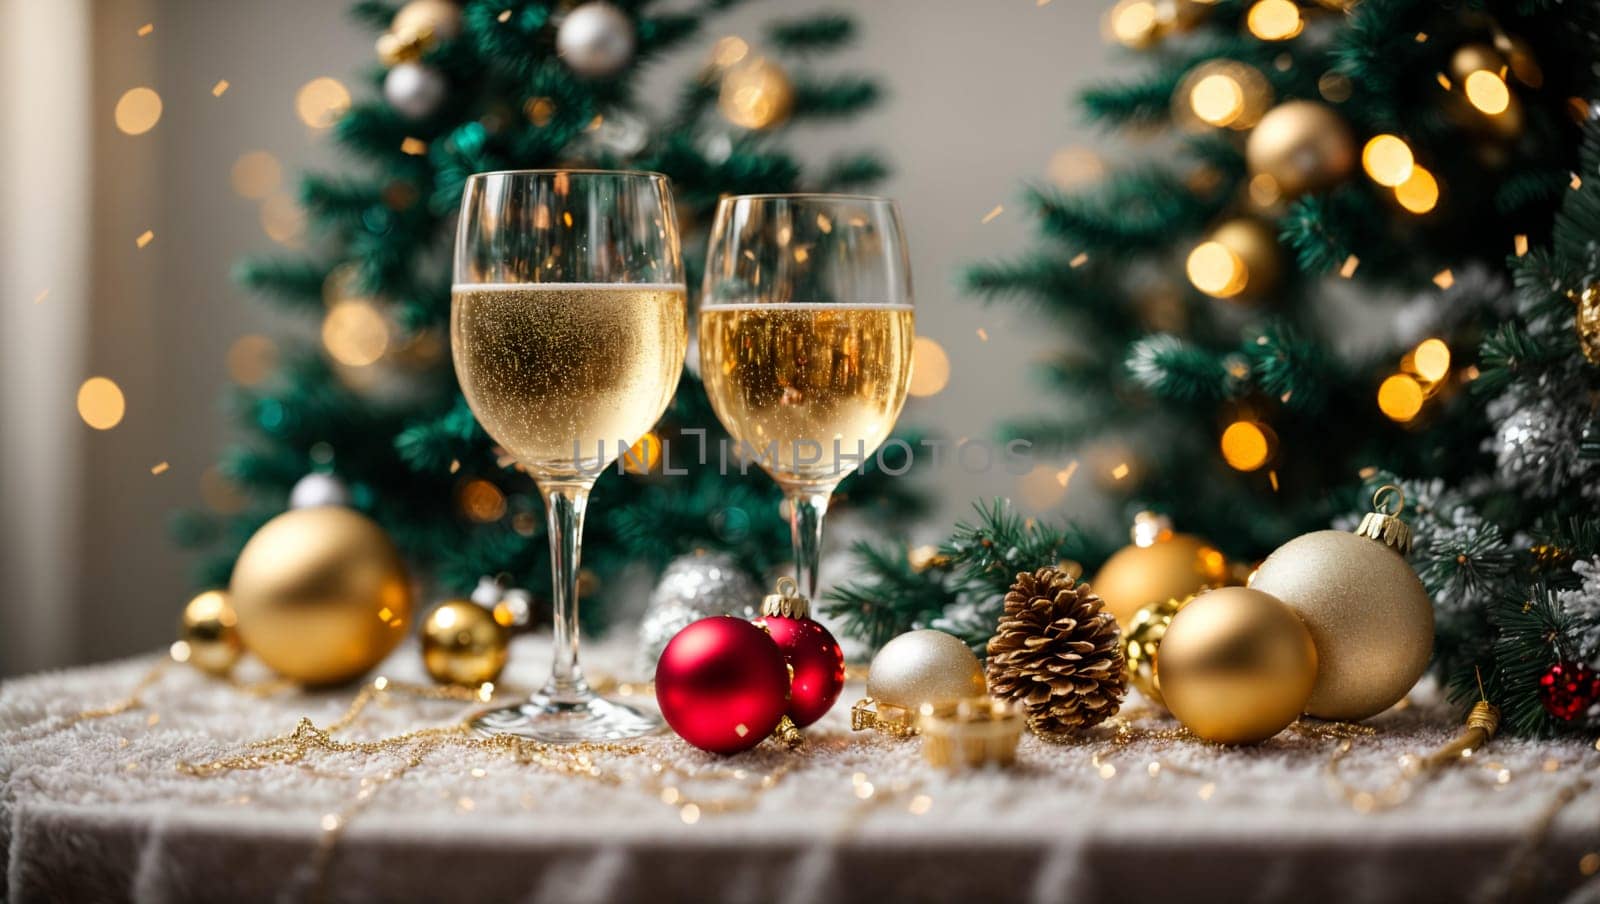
[0, 0, 1119, 675]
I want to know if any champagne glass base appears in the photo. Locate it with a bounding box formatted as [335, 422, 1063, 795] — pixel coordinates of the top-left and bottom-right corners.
[470, 694, 663, 743]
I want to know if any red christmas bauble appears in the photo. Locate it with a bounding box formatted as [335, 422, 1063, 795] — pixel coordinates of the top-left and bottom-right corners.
[655, 616, 790, 754]
[755, 614, 845, 727]
[1538, 661, 1599, 722]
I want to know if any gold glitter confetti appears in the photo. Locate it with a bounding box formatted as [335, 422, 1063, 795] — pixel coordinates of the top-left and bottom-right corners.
[1414, 31, 1428, 42]
[400, 137, 427, 156]
[212, 80, 230, 97]
[115, 87, 163, 135]
[77, 377, 127, 430]
[137, 23, 154, 37]
[1268, 470, 1280, 491]
[1057, 461, 1078, 487]
[1110, 462, 1130, 480]
[1435, 73, 1452, 91]
[497, 9, 512, 22]
[151, 462, 170, 475]
[1514, 234, 1528, 256]
[136, 230, 155, 248]
[1571, 173, 1583, 190]
[1580, 852, 1600, 876]
[980, 205, 1003, 224]
[1433, 269, 1454, 289]
[34, 289, 48, 304]
[1339, 255, 1360, 278]
[1070, 252, 1089, 268]
[976, 327, 988, 341]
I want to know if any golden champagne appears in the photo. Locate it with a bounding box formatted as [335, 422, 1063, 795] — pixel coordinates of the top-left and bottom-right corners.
[699, 303, 914, 486]
[452, 283, 686, 477]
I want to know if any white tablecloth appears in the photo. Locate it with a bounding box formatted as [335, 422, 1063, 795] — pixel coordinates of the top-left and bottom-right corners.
[4, 634, 1598, 903]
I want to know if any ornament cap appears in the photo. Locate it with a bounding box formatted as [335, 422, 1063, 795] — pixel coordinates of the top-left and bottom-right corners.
[761, 576, 810, 619]
[1354, 484, 1414, 555]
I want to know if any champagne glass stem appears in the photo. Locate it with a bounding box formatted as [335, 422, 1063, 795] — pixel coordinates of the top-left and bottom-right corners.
[539, 480, 593, 704]
[786, 488, 834, 602]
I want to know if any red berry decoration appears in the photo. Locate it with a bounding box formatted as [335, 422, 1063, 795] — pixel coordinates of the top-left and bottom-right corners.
[752, 578, 845, 727]
[1538, 661, 1600, 722]
[655, 616, 790, 754]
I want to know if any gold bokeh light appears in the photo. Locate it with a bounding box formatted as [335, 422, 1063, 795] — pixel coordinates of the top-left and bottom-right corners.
[115, 87, 163, 135]
[226, 334, 279, 386]
[1246, 0, 1302, 41]
[1220, 420, 1274, 471]
[1463, 69, 1510, 115]
[231, 151, 283, 200]
[1394, 165, 1439, 214]
[460, 480, 507, 523]
[260, 193, 306, 245]
[296, 77, 351, 129]
[1186, 241, 1247, 298]
[1106, 0, 1160, 48]
[77, 377, 126, 430]
[908, 336, 950, 397]
[1378, 374, 1425, 422]
[1361, 135, 1414, 187]
[322, 300, 390, 367]
[1413, 338, 1451, 383]
[1191, 73, 1245, 127]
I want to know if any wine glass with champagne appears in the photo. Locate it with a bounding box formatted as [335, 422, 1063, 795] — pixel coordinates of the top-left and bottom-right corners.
[452, 170, 686, 741]
[700, 194, 914, 601]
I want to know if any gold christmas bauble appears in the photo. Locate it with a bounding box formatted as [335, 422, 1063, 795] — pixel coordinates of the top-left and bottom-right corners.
[718, 57, 794, 130]
[1091, 519, 1231, 628]
[175, 589, 243, 677]
[392, 0, 462, 43]
[421, 600, 510, 686]
[1157, 586, 1318, 744]
[230, 507, 413, 686]
[1186, 217, 1282, 300]
[1245, 100, 1356, 198]
[867, 629, 987, 712]
[1576, 283, 1600, 365]
[1250, 529, 1433, 721]
[1122, 595, 1189, 706]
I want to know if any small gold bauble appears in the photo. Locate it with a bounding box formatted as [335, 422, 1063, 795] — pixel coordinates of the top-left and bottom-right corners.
[391, 0, 462, 44]
[230, 507, 413, 686]
[175, 589, 243, 676]
[718, 57, 794, 130]
[1122, 595, 1189, 706]
[1575, 283, 1600, 365]
[1245, 100, 1356, 198]
[1091, 525, 1231, 628]
[1157, 586, 1318, 744]
[421, 600, 510, 686]
[1250, 529, 1433, 721]
[866, 629, 987, 712]
[1187, 217, 1282, 299]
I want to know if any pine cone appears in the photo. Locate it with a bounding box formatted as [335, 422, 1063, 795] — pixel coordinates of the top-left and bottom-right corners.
[986, 566, 1126, 737]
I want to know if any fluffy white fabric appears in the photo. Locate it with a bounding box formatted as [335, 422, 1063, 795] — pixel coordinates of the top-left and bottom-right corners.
[3, 635, 1598, 903]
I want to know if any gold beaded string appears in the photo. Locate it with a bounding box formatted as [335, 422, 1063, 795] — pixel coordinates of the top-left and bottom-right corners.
[1323, 681, 1500, 813]
[4, 658, 172, 743]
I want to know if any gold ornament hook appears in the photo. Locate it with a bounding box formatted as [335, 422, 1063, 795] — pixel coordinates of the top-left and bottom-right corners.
[1355, 484, 1413, 555]
[761, 576, 809, 619]
[1372, 484, 1406, 516]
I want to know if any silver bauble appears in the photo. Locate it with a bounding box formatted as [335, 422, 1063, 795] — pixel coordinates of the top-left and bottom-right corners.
[289, 472, 351, 509]
[866, 629, 987, 712]
[556, 2, 636, 78]
[383, 61, 447, 120]
[637, 551, 761, 671]
[1250, 530, 1433, 721]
